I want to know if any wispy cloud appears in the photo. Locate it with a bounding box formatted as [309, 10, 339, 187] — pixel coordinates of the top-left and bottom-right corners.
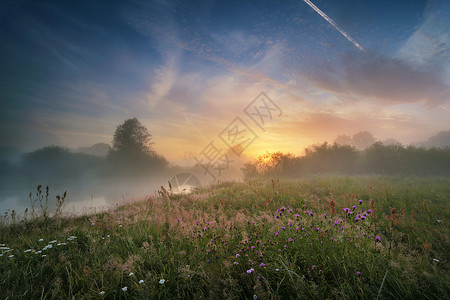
[303, 0, 364, 51]
[310, 50, 449, 105]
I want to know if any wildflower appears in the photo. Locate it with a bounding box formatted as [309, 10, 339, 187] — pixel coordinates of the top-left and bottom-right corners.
[38, 238, 44, 242]
[312, 265, 315, 270]
[139, 279, 144, 284]
[91, 223, 95, 226]
[433, 259, 439, 263]
[49, 240, 57, 244]
[99, 291, 105, 295]
[119, 224, 123, 227]
[159, 279, 165, 284]
[367, 209, 372, 214]
[233, 262, 238, 265]
[375, 236, 381, 242]
[235, 254, 240, 258]
[253, 295, 258, 300]
[358, 200, 363, 204]
[352, 205, 356, 210]
[8, 255, 14, 258]
[129, 272, 134, 277]
[24, 249, 32, 253]
[42, 255, 46, 257]
[275, 268, 279, 272]
[260, 263, 266, 268]
[357, 271, 361, 275]
[246, 268, 254, 273]
[122, 287, 127, 292]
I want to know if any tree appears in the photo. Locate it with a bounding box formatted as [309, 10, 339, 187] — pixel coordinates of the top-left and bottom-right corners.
[108, 118, 167, 175]
[352, 131, 376, 149]
[110, 118, 154, 157]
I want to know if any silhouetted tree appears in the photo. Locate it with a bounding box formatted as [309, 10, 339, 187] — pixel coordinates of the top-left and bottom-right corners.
[110, 118, 154, 157]
[108, 118, 167, 175]
[352, 131, 376, 149]
[423, 131, 450, 148]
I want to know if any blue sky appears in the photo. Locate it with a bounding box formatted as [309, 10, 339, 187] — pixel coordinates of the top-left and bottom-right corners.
[0, 0, 448, 162]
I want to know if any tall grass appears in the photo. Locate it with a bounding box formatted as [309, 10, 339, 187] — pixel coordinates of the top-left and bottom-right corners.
[0, 176, 448, 299]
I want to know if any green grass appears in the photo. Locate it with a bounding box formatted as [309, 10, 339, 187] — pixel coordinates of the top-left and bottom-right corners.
[0, 176, 449, 299]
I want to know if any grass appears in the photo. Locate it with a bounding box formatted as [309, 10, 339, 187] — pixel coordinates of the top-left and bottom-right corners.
[0, 175, 449, 299]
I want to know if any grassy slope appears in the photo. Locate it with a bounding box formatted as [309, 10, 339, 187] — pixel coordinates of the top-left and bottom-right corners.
[0, 176, 449, 299]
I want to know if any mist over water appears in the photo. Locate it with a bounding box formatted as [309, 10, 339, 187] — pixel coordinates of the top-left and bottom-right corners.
[0, 175, 169, 217]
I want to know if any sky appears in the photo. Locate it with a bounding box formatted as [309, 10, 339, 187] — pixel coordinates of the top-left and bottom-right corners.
[0, 0, 449, 164]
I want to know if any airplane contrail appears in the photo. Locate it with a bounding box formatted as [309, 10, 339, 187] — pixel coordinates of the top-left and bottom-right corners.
[438, 105, 450, 112]
[303, 0, 364, 51]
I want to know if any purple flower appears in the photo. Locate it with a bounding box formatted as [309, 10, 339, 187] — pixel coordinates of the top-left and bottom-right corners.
[246, 268, 254, 274]
[368, 209, 372, 214]
[260, 263, 266, 268]
[358, 200, 363, 204]
[357, 271, 361, 275]
[352, 205, 356, 210]
[312, 265, 315, 270]
[375, 236, 381, 242]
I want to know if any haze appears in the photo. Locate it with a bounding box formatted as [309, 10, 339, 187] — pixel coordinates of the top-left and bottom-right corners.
[0, 0, 449, 214]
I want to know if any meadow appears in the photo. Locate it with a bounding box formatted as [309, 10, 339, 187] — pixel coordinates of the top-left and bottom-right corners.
[0, 176, 449, 299]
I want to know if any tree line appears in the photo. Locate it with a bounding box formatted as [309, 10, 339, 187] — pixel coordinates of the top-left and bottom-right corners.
[0, 118, 168, 188]
[242, 142, 450, 179]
